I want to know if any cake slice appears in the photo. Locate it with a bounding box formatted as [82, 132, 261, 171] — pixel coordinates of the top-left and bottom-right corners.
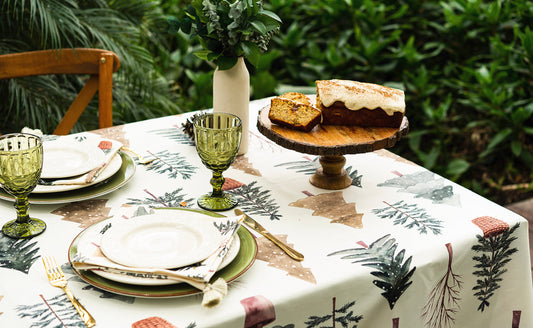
[268, 93, 321, 132]
[316, 79, 405, 128]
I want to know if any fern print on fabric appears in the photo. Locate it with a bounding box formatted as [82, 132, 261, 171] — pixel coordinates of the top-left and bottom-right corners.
[16, 293, 86, 328]
[151, 126, 196, 146]
[329, 235, 416, 309]
[422, 243, 463, 328]
[272, 298, 363, 328]
[471, 218, 519, 312]
[127, 187, 195, 208]
[275, 157, 320, 175]
[0, 235, 40, 273]
[228, 181, 281, 220]
[372, 200, 443, 235]
[144, 150, 197, 179]
[378, 171, 460, 206]
[275, 157, 363, 187]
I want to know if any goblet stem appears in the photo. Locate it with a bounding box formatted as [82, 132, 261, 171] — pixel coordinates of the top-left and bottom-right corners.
[210, 171, 225, 198]
[14, 195, 31, 223]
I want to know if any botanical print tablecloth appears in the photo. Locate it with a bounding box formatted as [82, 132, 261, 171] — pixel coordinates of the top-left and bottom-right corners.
[1, 98, 532, 327]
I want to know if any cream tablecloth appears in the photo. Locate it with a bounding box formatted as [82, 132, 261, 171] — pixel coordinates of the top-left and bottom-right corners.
[1, 98, 532, 327]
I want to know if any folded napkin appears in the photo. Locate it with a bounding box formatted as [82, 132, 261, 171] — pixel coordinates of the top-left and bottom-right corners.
[72, 211, 244, 307]
[39, 135, 123, 186]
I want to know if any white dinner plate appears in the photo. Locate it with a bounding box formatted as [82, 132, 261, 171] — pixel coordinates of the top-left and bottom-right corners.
[33, 153, 122, 193]
[42, 140, 105, 179]
[100, 214, 222, 269]
[95, 235, 240, 286]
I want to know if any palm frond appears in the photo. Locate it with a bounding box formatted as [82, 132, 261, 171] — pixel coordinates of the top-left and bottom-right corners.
[0, 0, 183, 134]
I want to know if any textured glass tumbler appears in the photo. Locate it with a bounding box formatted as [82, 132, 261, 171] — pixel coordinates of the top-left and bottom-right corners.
[0, 133, 46, 239]
[194, 113, 242, 211]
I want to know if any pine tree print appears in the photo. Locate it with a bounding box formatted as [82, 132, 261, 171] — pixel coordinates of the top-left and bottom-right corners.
[422, 243, 463, 328]
[144, 150, 197, 179]
[372, 200, 443, 235]
[290, 191, 363, 229]
[228, 181, 281, 220]
[0, 235, 39, 273]
[16, 293, 86, 327]
[329, 235, 416, 309]
[51, 199, 111, 229]
[378, 171, 460, 205]
[256, 234, 316, 283]
[471, 223, 519, 312]
[127, 188, 195, 208]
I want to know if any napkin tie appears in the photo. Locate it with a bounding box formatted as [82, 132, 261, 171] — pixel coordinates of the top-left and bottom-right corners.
[202, 278, 228, 307]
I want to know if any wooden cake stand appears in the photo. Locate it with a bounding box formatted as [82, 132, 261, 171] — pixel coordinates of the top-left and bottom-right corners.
[257, 106, 409, 190]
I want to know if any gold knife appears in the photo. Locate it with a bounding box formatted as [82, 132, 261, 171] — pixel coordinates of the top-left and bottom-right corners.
[235, 209, 304, 261]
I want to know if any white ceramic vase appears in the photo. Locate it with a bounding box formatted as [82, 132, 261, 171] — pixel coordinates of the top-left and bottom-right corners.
[213, 57, 249, 155]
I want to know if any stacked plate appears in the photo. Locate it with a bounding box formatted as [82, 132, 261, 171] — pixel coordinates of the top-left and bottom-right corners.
[69, 210, 258, 298]
[0, 136, 135, 204]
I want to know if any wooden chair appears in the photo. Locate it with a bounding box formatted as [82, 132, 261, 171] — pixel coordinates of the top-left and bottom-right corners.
[0, 48, 120, 135]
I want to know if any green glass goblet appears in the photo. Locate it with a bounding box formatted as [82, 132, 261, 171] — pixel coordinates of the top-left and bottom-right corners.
[194, 113, 242, 211]
[0, 133, 46, 239]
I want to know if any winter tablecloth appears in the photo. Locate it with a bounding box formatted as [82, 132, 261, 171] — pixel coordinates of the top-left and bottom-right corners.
[1, 97, 532, 328]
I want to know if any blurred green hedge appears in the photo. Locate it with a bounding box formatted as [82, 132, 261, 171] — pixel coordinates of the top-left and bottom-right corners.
[2, 0, 532, 205]
[162, 0, 533, 205]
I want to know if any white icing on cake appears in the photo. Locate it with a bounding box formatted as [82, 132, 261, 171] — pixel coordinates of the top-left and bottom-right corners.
[316, 79, 405, 115]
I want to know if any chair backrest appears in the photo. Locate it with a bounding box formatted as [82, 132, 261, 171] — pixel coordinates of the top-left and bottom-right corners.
[0, 48, 121, 135]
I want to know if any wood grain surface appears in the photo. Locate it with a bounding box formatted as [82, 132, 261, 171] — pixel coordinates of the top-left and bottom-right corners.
[256, 105, 409, 156]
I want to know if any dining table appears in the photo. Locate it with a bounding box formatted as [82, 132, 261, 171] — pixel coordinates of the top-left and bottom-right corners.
[1, 96, 532, 328]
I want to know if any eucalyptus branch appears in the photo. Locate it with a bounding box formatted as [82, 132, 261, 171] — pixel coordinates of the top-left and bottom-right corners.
[168, 0, 281, 70]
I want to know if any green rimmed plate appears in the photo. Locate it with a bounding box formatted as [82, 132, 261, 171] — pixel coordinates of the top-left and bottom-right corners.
[68, 211, 257, 298]
[0, 151, 135, 204]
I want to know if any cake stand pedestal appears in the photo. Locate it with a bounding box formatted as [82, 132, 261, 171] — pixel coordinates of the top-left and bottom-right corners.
[257, 106, 409, 190]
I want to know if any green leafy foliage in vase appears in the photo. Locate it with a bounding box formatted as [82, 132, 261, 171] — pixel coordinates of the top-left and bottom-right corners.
[0, 235, 40, 273]
[329, 234, 416, 310]
[167, 0, 282, 70]
[472, 223, 519, 312]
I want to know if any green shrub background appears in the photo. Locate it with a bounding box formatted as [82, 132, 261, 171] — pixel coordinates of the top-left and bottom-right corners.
[1, 0, 533, 205]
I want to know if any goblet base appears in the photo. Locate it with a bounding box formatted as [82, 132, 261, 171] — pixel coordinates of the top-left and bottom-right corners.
[2, 218, 46, 239]
[197, 193, 238, 211]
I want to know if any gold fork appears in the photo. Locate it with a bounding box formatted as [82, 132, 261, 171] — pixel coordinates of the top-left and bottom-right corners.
[42, 256, 96, 327]
[120, 147, 157, 165]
